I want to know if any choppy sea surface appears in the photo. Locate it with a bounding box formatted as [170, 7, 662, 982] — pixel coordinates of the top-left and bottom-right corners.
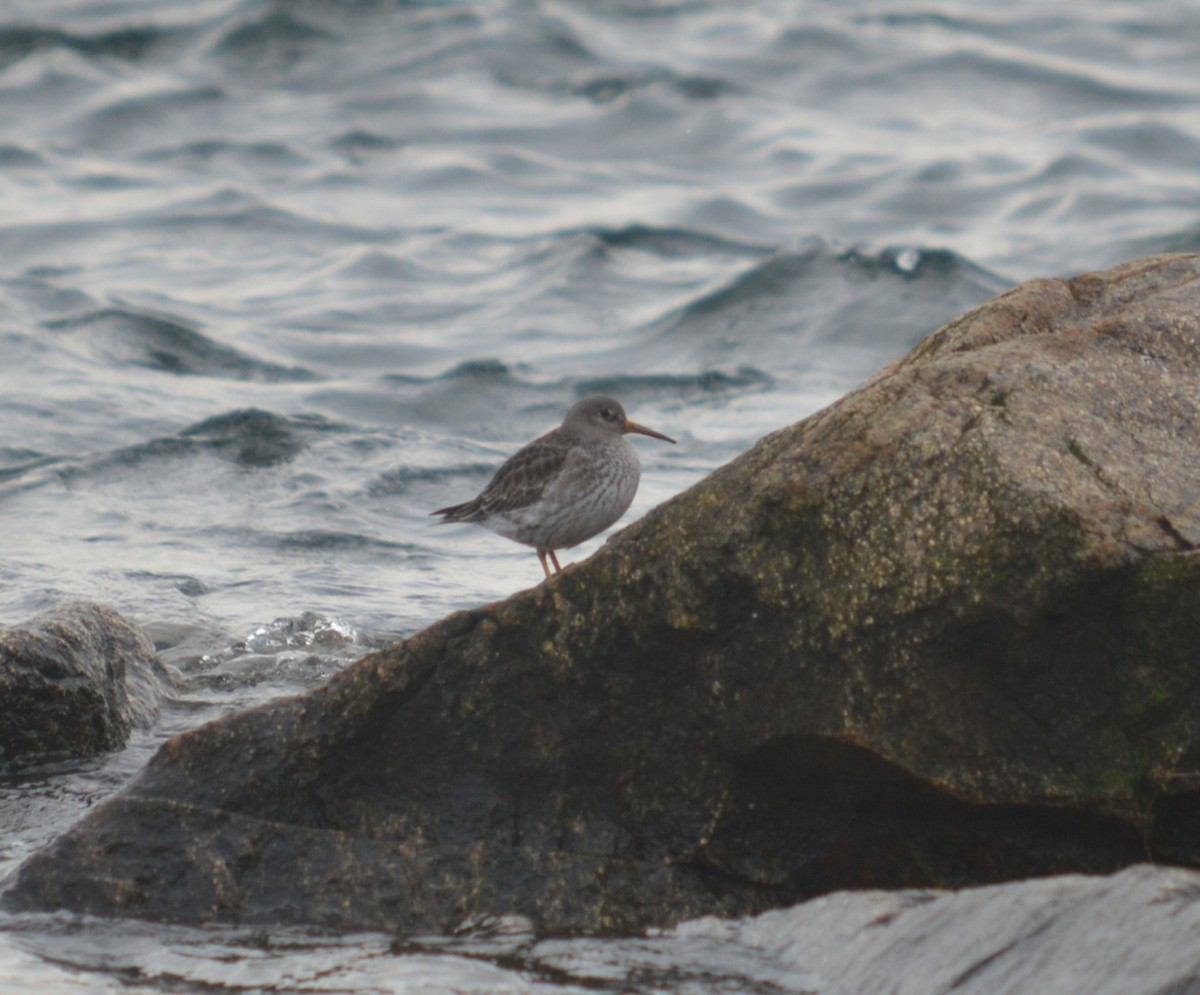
[1, 0, 1198, 990]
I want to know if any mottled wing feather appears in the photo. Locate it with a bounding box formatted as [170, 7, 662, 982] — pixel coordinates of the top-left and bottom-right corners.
[431, 496, 483, 522]
[476, 432, 571, 516]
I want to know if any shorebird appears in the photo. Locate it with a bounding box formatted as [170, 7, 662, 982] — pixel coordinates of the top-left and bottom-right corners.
[432, 395, 675, 578]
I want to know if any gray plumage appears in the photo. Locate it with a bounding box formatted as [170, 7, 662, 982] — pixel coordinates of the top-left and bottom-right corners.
[432, 395, 675, 578]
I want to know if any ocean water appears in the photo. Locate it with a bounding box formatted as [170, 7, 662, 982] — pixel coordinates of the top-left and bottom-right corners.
[1, 0, 1198, 990]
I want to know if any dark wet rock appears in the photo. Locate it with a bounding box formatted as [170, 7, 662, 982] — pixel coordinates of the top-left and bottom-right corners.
[0, 602, 172, 764]
[9, 254, 1200, 933]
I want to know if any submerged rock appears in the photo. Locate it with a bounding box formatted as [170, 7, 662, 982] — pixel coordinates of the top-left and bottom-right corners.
[8, 254, 1200, 933]
[0, 602, 171, 765]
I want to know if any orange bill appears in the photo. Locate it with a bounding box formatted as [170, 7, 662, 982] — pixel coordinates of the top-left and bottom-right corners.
[623, 419, 676, 444]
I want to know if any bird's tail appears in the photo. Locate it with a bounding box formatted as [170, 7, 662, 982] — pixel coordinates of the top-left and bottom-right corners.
[430, 499, 483, 523]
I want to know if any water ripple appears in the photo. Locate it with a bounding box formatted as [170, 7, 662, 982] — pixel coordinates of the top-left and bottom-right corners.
[43, 308, 318, 382]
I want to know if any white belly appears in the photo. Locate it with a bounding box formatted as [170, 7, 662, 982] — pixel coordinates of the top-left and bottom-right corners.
[495, 438, 641, 550]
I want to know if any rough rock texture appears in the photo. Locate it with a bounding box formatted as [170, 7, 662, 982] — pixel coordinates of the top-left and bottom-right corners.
[8, 254, 1200, 933]
[713, 863, 1200, 995]
[0, 602, 172, 764]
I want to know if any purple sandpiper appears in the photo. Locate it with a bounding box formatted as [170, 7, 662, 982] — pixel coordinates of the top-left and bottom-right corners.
[432, 395, 675, 578]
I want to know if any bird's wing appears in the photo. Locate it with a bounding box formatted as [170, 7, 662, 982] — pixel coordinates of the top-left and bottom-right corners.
[475, 432, 571, 516]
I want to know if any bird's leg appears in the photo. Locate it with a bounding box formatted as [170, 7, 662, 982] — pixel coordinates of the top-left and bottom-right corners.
[549, 550, 562, 573]
[537, 549, 553, 579]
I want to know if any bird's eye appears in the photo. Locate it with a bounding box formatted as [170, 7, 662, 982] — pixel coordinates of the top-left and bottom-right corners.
[603, 408, 615, 420]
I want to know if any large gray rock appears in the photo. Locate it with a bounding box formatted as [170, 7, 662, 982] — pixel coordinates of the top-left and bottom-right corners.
[407, 863, 1200, 993]
[0, 602, 171, 764]
[7, 254, 1200, 933]
[706, 863, 1200, 995]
